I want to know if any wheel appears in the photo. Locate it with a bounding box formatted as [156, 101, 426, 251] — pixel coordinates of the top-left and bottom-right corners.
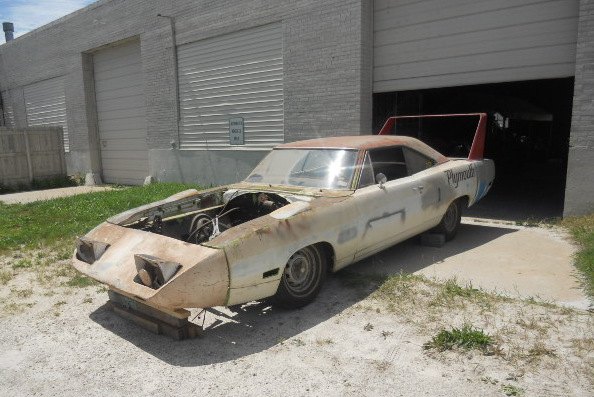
[434, 199, 462, 241]
[272, 245, 327, 309]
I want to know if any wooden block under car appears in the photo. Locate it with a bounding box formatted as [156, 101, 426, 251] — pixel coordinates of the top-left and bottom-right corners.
[107, 288, 202, 340]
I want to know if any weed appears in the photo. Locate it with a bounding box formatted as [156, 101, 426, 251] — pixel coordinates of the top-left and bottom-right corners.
[0, 175, 78, 195]
[364, 323, 374, 331]
[11, 288, 33, 298]
[316, 338, 334, 345]
[515, 317, 549, 335]
[0, 269, 13, 285]
[443, 278, 477, 297]
[481, 376, 499, 385]
[372, 272, 425, 308]
[292, 338, 306, 347]
[424, 324, 494, 353]
[68, 174, 85, 186]
[83, 297, 93, 304]
[527, 342, 556, 358]
[524, 296, 556, 308]
[501, 384, 524, 396]
[55, 264, 77, 278]
[2, 302, 25, 315]
[515, 218, 540, 228]
[65, 274, 97, 288]
[55, 249, 73, 261]
[561, 214, 594, 297]
[381, 330, 393, 339]
[571, 337, 594, 356]
[12, 258, 33, 269]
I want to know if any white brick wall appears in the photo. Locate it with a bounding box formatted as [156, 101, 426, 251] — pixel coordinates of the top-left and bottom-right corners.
[0, 0, 373, 184]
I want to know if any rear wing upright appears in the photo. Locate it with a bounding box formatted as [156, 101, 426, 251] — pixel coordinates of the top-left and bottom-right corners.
[378, 113, 487, 160]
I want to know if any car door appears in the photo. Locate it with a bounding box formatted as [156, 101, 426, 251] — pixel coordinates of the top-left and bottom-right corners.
[401, 146, 445, 229]
[353, 147, 427, 260]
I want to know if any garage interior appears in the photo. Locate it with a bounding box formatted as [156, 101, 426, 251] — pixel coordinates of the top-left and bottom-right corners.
[373, 78, 574, 222]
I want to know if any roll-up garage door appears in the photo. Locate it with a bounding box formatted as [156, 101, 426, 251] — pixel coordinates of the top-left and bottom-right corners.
[24, 77, 69, 151]
[374, 0, 580, 92]
[94, 40, 148, 185]
[178, 23, 283, 150]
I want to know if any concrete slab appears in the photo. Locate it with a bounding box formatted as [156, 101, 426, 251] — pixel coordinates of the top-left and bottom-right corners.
[352, 219, 591, 311]
[0, 186, 114, 204]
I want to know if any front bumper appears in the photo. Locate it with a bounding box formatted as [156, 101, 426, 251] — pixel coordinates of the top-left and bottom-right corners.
[72, 222, 229, 309]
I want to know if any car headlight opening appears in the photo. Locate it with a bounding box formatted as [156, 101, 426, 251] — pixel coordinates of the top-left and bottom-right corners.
[76, 237, 110, 264]
[134, 254, 182, 289]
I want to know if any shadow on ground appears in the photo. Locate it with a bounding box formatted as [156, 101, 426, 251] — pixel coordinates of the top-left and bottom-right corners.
[350, 222, 518, 275]
[88, 222, 517, 366]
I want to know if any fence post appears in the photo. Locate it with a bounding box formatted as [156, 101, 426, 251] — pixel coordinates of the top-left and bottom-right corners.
[22, 128, 34, 183]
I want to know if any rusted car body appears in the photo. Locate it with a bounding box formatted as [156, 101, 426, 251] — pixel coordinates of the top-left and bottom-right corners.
[73, 115, 495, 310]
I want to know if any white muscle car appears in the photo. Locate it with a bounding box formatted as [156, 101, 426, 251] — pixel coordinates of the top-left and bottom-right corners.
[73, 114, 495, 310]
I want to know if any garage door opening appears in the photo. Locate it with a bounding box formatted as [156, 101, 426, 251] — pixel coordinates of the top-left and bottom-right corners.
[373, 78, 574, 221]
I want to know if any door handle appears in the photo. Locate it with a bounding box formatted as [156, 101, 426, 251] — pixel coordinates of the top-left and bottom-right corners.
[413, 186, 424, 193]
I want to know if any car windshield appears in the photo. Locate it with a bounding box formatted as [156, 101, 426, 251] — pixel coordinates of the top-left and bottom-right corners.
[245, 148, 359, 189]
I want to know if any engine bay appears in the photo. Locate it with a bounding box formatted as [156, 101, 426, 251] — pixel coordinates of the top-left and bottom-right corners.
[125, 191, 291, 244]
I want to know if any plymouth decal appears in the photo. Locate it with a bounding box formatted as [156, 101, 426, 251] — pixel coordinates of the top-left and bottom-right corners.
[445, 164, 475, 188]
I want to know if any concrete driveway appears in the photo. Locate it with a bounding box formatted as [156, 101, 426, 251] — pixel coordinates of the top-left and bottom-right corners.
[352, 219, 591, 310]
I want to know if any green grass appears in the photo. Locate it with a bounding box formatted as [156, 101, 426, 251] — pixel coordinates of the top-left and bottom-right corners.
[424, 324, 494, 353]
[562, 214, 594, 297]
[0, 183, 198, 253]
[65, 274, 98, 288]
[501, 384, 525, 396]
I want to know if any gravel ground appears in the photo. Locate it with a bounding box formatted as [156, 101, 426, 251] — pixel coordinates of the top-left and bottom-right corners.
[1, 248, 593, 397]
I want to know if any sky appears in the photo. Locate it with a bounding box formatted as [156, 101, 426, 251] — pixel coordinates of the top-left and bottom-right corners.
[0, 0, 97, 38]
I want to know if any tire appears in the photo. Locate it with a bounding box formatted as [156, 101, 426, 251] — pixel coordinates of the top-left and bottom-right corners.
[434, 199, 462, 241]
[272, 245, 327, 309]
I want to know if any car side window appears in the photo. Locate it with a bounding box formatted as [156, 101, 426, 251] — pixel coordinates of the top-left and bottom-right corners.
[402, 147, 436, 175]
[367, 147, 408, 182]
[358, 153, 375, 188]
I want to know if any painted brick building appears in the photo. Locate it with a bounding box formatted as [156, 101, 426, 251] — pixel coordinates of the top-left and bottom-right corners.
[0, 0, 592, 217]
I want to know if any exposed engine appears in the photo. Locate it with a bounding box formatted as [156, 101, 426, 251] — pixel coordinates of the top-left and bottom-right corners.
[126, 191, 290, 245]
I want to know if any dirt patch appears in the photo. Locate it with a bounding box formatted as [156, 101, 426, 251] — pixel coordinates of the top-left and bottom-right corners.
[0, 249, 592, 397]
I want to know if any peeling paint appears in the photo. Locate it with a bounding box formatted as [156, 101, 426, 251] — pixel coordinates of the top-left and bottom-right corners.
[73, 132, 494, 310]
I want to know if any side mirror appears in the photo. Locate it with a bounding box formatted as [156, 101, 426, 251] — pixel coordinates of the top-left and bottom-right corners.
[376, 173, 387, 189]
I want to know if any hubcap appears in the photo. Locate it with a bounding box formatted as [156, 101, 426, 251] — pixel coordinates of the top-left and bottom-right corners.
[284, 250, 315, 295]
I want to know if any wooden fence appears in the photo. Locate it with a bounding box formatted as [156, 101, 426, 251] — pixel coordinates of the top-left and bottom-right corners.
[0, 127, 67, 187]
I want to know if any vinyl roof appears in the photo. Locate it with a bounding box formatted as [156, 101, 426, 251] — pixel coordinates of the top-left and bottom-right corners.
[276, 135, 449, 163]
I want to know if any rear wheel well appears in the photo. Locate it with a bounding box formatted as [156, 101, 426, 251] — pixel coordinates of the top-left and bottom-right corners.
[459, 196, 470, 209]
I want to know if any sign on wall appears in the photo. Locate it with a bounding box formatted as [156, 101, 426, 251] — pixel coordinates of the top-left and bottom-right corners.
[229, 117, 245, 145]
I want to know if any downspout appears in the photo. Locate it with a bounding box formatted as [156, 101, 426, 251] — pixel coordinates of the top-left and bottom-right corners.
[0, 87, 5, 127]
[157, 14, 181, 148]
